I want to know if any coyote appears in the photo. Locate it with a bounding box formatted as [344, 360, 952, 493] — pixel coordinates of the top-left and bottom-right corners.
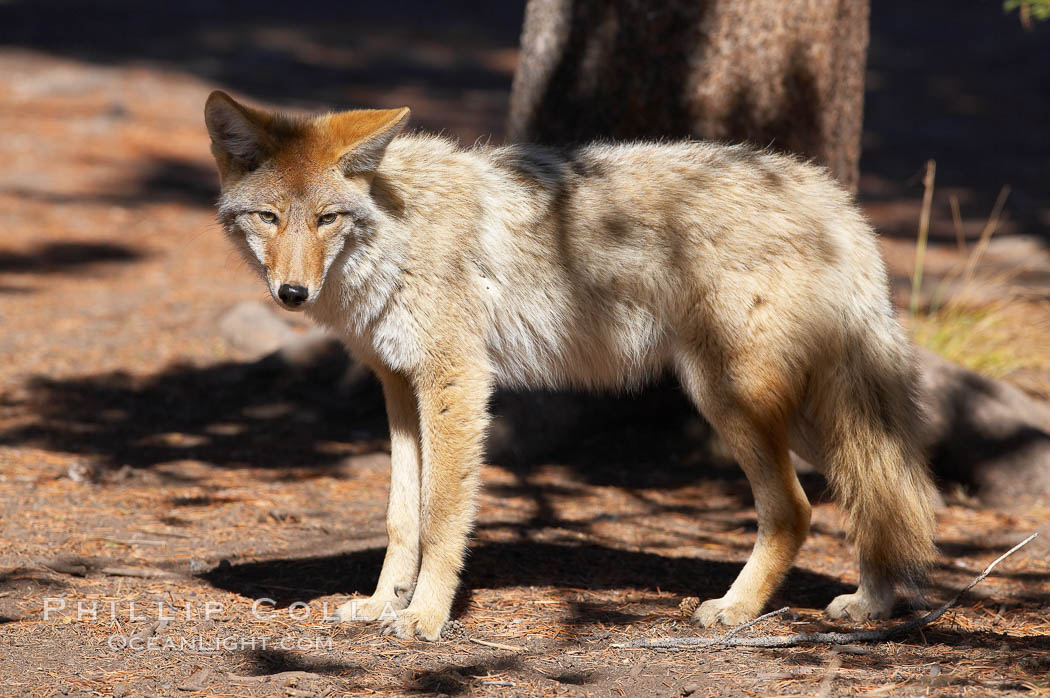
[205, 91, 936, 641]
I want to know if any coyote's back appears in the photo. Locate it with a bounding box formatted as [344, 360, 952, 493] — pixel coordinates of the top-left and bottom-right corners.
[205, 92, 936, 640]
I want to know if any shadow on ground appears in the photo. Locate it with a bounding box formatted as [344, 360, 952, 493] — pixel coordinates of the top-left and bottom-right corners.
[6, 340, 1049, 502]
[242, 648, 360, 678]
[0, 241, 145, 275]
[405, 656, 522, 696]
[0, 343, 848, 503]
[0, 348, 389, 472]
[199, 539, 853, 612]
[4, 156, 222, 210]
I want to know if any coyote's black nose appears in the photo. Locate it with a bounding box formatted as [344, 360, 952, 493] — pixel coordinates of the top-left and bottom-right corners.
[277, 284, 309, 307]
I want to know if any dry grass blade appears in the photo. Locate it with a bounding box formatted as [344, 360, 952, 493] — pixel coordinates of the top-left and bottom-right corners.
[960, 185, 1011, 289]
[949, 194, 966, 256]
[909, 159, 937, 317]
[909, 181, 1050, 394]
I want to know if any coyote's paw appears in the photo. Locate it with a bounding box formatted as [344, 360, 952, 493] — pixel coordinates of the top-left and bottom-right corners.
[381, 604, 446, 642]
[335, 590, 409, 623]
[692, 596, 759, 627]
[825, 591, 893, 621]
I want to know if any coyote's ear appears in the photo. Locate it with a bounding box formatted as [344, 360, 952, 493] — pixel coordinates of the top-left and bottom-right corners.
[336, 107, 411, 176]
[204, 91, 275, 170]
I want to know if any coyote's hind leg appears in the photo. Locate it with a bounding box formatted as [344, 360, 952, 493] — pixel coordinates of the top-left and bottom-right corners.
[677, 354, 811, 626]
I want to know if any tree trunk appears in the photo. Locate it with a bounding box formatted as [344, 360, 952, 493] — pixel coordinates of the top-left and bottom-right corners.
[508, 0, 869, 193]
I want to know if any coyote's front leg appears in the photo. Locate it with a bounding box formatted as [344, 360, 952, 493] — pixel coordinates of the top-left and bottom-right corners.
[337, 367, 421, 622]
[382, 357, 490, 641]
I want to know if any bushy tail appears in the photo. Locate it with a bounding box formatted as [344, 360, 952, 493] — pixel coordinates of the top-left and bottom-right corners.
[807, 332, 937, 583]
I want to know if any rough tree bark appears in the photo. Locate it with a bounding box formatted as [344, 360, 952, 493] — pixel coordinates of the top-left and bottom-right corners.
[508, 0, 869, 192]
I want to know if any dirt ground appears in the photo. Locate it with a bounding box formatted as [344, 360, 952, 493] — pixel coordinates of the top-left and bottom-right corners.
[1, 2, 1049, 696]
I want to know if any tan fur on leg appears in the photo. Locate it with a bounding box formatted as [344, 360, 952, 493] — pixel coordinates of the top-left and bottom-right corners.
[826, 559, 896, 620]
[677, 352, 811, 626]
[338, 367, 421, 622]
[693, 424, 811, 626]
[382, 358, 491, 641]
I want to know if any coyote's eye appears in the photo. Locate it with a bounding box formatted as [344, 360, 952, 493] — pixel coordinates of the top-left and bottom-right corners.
[318, 213, 339, 226]
[257, 211, 278, 225]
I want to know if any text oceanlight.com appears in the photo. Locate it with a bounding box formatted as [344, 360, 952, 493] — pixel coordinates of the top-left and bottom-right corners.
[107, 634, 334, 652]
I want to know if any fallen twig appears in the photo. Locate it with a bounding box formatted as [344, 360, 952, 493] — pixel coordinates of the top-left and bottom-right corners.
[39, 556, 90, 577]
[269, 671, 326, 684]
[99, 565, 184, 581]
[104, 538, 168, 547]
[130, 618, 170, 642]
[616, 533, 1036, 650]
[37, 555, 183, 581]
[225, 670, 324, 685]
[225, 674, 267, 684]
[470, 637, 525, 652]
[721, 606, 790, 641]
